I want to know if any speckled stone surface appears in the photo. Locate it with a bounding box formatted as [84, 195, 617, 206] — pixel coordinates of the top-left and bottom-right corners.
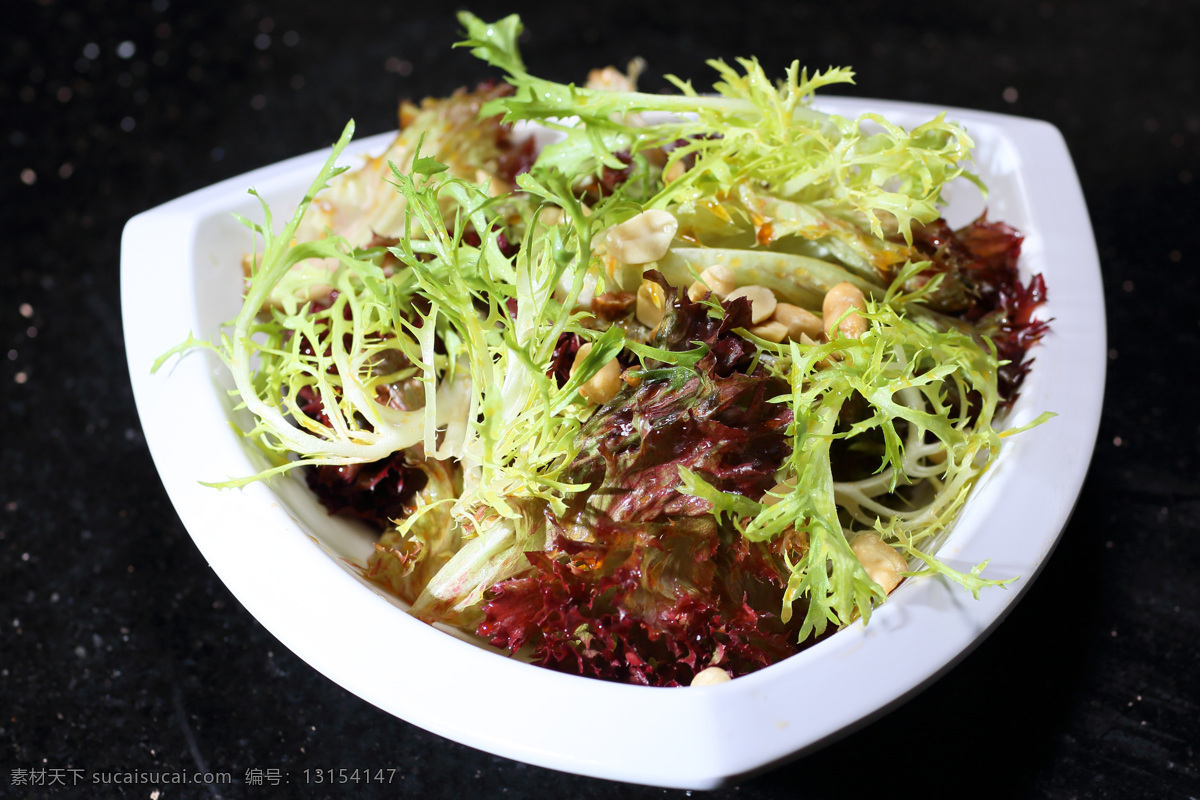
[2, 1, 1198, 798]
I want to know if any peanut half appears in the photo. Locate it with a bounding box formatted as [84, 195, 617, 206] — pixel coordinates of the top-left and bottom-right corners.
[690, 666, 732, 687]
[725, 284, 778, 324]
[686, 263, 737, 301]
[773, 302, 824, 341]
[747, 319, 788, 343]
[850, 532, 908, 595]
[570, 343, 623, 405]
[635, 280, 667, 329]
[605, 209, 678, 265]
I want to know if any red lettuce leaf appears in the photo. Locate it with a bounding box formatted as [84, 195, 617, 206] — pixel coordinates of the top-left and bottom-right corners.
[479, 524, 801, 686]
[480, 277, 802, 685]
[305, 451, 429, 531]
[911, 214, 1049, 403]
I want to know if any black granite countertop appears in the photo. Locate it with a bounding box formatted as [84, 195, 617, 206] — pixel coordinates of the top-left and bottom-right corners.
[3, 1, 1198, 797]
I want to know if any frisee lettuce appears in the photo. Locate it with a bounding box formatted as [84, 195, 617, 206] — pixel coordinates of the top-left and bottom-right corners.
[457, 12, 981, 243]
[162, 12, 1050, 684]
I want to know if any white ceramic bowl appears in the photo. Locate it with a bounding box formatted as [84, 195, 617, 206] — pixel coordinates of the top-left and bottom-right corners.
[121, 97, 1105, 790]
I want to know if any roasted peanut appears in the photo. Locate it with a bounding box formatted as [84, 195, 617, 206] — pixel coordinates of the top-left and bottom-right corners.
[571, 343, 622, 405]
[569, 343, 592, 380]
[822, 282, 868, 339]
[760, 479, 796, 507]
[605, 209, 678, 265]
[686, 264, 737, 301]
[748, 319, 788, 343]
[690, 666, 732, 687]
[586, 65, 636, 92]
[726, 284, 778, 324]
[663, 159, 686, 183]
[850, 532, 908, 595]
[773, 302, 824, 341]
[636, 280, 667, 329]
[537, 206, 565, 227]
[475, 168, 511, 197]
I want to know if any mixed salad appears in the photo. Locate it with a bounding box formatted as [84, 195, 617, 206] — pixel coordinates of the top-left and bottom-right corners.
[167, 13, 1051, 687]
